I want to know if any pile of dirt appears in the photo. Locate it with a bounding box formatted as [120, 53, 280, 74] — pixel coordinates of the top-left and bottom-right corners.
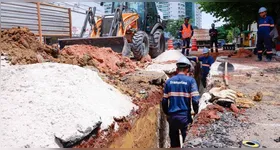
[228, 49, 253, 58]
[108, 71, 166, 112]
[1, 27, 137, 77]
[0, 27, 57, 65]
[57, 45, 137, 76]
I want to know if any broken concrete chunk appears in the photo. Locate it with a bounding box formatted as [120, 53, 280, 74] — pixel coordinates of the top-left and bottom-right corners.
[198, 93, 212, 113]
[54, 121, 102, 148]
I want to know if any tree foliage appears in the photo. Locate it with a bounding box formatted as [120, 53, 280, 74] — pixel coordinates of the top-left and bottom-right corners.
[165, 19, 194, 38]
[198, 2, 280, 31]
[217, 25, 240, 42]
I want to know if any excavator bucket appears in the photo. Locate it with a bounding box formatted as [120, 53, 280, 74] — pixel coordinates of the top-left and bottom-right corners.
[58, 36, 125, 53]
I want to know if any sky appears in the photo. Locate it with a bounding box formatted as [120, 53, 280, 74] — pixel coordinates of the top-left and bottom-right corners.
[202, 12, 226, 29]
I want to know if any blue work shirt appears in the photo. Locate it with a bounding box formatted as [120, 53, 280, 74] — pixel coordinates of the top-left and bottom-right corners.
[190, 56, 215, 76]
[162, 74, 200, 118]
[258, 16, 274, 35]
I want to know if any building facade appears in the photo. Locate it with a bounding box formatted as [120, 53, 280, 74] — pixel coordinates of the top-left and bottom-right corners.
[194, 3, 202, 29]
[185, 2, 202, 29]
[156, 2, 170, 20]
[103, 2, 113, 14]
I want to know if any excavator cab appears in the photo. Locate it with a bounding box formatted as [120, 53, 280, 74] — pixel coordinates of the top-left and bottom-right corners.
[58, 2, 165, 60]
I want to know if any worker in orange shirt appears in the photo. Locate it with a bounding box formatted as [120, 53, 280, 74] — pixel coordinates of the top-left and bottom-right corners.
[179, 16, 194, 56]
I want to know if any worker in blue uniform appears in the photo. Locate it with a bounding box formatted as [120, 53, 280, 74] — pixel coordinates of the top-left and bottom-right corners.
[189, 48, 215, 88]
[257, 7, 275, 62]
[162, 56, 200, 148]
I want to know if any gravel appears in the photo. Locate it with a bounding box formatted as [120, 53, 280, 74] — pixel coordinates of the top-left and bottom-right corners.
[0, 63, 137, 148]
[184, 111, 251, 148]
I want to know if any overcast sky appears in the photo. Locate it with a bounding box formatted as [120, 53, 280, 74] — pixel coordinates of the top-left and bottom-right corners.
[201, 12, 226, 29]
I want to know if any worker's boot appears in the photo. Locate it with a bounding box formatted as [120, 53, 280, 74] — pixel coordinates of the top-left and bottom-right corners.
[265, 58, 272, 62]
[186, 49, 190, 56]
[256, 56, 262, 61]
[266, 53, 273, 62]
[215, 49, 219, 53]
[181, 48, 185, 55]
[211, 48, 214, 53]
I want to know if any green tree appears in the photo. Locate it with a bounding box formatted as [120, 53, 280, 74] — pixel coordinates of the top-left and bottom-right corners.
[217, 26, 229, 40]
[198, 2, 280, 31]
[165, 19, 194, 38]
[227, 30, 234, 43]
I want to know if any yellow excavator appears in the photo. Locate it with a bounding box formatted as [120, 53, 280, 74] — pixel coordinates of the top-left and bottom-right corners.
[58, 2, 166, 60]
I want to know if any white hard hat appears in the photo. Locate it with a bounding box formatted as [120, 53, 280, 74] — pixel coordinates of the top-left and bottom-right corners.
[176, 56, 192, 68]
[259, 7, 267, 13]
[203, 47, 209, 54]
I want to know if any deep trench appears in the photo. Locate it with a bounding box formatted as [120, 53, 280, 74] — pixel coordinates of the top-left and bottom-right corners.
[67, 62, 202, 148]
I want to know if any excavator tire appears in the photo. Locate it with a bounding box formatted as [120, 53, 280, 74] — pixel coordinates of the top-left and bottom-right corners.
[131, 31, 150, 60]
[149, 29, 165, 58]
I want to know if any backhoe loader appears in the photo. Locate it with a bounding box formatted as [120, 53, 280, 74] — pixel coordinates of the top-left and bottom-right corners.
[58, 2, 166, 60]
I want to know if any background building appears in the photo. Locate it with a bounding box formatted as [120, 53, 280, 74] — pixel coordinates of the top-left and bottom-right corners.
[156, 2, 170, 20]
[103, 2, 113, 14]
[185, 2, 202, 29]
[194, 3, 202, 29]
[169, 2, 186, 20]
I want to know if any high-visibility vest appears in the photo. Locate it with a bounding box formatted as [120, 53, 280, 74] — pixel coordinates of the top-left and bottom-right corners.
[182, 24, 192, 38]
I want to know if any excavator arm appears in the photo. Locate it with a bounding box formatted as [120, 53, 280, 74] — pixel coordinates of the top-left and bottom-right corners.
[80, 7, 97, 38]
[108, 3, 125, 36]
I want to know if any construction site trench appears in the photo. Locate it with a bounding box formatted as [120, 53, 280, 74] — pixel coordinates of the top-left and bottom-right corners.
[1, 27, 280, 148]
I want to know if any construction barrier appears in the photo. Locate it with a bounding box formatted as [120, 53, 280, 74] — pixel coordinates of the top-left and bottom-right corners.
[191, 39, 198, 51]
[223, 44, 235, 50]
[167, 39, 173, 50]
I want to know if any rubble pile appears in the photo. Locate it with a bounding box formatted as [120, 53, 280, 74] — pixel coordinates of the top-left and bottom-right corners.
[1, 27, 137, 77]
[183, 84, 255, 148]
[58, 45, 137, 76]
[184, 111, 250, 148]
[0, 27, 57, 65]
[110, 71, 167, 112]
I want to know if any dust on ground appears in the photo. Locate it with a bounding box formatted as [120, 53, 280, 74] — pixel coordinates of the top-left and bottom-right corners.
[228, 65, 280, 148]
[184, 55, 280, 148]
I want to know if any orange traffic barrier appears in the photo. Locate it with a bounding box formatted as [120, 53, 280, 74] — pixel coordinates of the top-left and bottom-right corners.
[167, 39, 173, 50]
[191, 39, 198, 51]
